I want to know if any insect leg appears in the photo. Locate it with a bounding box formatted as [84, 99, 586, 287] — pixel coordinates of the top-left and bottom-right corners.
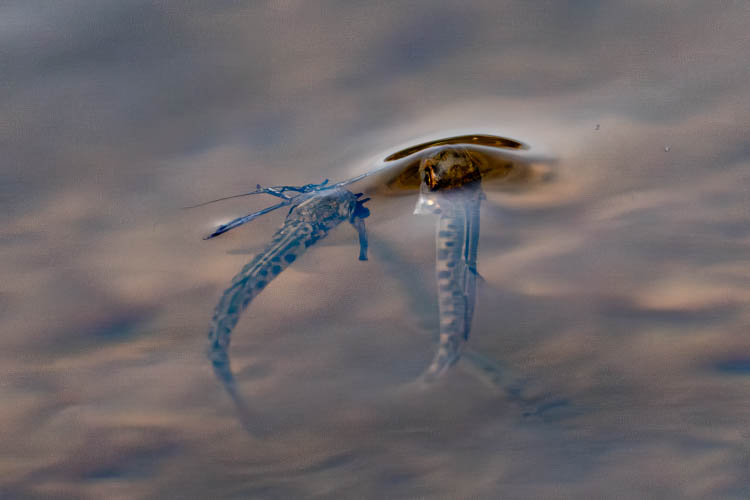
[204, 200, 291, 239]
[350, 217, 368, 261]
[186, 179, 330, 209]
[350, 196, 370, 261]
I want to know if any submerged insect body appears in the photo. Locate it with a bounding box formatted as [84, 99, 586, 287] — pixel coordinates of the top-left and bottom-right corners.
[206, 188, 369, 426]
[413, 148, 484, 380]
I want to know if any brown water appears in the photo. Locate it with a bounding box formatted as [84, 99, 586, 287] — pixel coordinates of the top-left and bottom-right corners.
[2, 2, 749, 498]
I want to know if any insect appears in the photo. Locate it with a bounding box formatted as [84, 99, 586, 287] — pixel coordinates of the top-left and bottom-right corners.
[412, 147, 485, 381]
[199, 134, 556, 430]
[203, 186, 370, 428]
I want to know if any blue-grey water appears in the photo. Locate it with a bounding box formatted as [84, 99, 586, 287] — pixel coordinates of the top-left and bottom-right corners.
[2, 2, 749, 498]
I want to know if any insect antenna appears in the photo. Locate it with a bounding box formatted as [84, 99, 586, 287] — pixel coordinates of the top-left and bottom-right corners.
[183, 188, 284, 209]
[184, 179, 335, 209]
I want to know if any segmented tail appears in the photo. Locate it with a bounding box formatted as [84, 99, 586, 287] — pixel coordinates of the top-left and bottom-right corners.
[207, 218, 324, 429]
[421, 194, 482, 381]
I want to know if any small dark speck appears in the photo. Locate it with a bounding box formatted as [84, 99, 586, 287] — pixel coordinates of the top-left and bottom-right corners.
[271, 265, 282, 274]
[595, 124, 600, 130]
[255, 280, 266, 289]
[284, 254, 296, 263]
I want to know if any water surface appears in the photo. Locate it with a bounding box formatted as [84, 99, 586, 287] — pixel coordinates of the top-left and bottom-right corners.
[2, 1, 749, 498]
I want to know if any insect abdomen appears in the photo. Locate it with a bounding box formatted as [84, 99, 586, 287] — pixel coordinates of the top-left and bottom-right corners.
[206, 220, 323, 390]
[422, 197, 481, 380]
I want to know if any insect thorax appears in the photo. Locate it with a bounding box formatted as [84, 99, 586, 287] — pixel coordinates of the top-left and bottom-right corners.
[290, 188, 356, 229]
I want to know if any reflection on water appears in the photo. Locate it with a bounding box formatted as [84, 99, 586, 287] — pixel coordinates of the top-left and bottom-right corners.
[2, 1, 750, 498]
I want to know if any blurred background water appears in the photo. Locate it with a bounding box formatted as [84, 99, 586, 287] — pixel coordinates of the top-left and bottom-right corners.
[2, 1, 749, 498]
